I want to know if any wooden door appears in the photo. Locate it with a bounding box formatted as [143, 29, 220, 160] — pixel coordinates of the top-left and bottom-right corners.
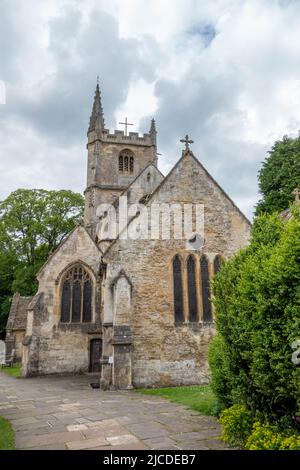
[89, 339, 102, 373]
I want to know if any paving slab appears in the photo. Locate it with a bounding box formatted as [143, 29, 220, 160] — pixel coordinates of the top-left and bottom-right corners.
[66, 437, 108, 450]
[0, 372, 226, 450]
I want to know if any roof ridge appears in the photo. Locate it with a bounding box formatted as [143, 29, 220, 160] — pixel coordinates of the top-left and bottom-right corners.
[37, 224, 102, 279]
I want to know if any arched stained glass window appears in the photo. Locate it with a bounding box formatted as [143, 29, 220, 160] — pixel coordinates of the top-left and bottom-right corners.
[214, 255, 222, 275]
[60, 265, 93, 323]
[173, 255, 184, 322]
[200, 255, 212, 322]
[61, 281, 71, 323]
[72, 281, 81, 323]
[187, 256, 198, 322]
[83, 280, 92, 322]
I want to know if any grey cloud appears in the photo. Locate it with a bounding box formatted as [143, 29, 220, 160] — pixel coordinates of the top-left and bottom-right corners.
[1, 0, 300, 221]
[139, 67, 266, 219]
[1, 5, 161, 146]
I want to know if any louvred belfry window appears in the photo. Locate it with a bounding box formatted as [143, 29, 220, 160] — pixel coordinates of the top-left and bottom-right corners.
[60, 265, 93, 323]
[119, 155, 123, 172]
[119, 150, 134, 174]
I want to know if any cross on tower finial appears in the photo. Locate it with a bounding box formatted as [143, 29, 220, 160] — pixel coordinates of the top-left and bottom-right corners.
[119, 117, 134, 136]
[96, 75, 99, 86]
[292, 188, 300, 204]
[180, 134, 194, 152]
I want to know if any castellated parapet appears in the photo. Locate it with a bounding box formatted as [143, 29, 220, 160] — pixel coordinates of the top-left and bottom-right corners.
[87, 129, 154, 147]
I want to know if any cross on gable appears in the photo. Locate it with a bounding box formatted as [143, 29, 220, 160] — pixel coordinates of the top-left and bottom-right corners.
[292, 188, 300, 204]
[180, 134, 194, 151]
[119, 117, 134, 136]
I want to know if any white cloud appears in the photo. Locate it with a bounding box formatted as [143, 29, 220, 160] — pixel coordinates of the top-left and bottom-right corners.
[115, 79, 158, 130]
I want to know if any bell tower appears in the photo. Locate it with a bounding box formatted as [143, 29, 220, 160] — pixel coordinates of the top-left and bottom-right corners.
[84, 82, 158, 237]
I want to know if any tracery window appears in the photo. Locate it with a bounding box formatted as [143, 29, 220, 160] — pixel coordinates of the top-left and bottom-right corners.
[60, 265, 93, 323]
[172, 253, 213, 323]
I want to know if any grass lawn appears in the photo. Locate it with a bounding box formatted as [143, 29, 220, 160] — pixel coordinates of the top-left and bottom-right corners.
[0, 417, 15, 450]
[137, 385, 218, 416]
[0, 363, 21, 378]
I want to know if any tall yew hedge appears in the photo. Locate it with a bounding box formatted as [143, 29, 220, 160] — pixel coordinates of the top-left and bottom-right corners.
[209, 206, 300, 430]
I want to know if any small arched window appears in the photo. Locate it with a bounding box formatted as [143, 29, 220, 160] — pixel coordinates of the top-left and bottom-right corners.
[173, 255, 184, 322]
[200, 255, 212, 322]
[60, 265, 93, 323]
[187, 255, 198, 322]
[119, 150, 134, 174]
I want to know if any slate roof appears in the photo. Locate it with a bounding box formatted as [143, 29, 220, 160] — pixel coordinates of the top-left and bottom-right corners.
[6, 293, 33, 331]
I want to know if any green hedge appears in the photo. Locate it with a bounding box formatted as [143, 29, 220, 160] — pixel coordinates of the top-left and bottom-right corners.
[209, 207, 300, 430]
[0, 416, 15, 450]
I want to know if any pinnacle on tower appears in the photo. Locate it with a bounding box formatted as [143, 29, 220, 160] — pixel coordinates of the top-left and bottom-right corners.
[88, 80, 105, 133]
[149, 118, 157, 145]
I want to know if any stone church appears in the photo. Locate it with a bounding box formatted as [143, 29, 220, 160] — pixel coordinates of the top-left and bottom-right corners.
[5, 83, 251, 389]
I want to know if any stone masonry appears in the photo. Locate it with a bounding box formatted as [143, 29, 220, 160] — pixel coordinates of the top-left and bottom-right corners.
[6, 82, 251, 388]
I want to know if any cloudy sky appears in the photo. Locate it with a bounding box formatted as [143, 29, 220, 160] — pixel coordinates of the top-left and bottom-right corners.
[0, 0, 300, 219]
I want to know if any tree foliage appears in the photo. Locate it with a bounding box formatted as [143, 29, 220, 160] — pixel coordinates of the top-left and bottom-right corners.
[256, 135, 300, 215]
[209, 207, 300, 430]
[0, 189, 84, 337]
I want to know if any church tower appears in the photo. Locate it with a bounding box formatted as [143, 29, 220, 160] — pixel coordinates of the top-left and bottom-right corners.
[84, 82, 158, 237]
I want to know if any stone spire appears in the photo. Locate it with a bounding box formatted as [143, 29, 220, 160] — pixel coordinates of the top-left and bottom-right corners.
[88, 81, 105, 133]
[149, 118, 157, 146]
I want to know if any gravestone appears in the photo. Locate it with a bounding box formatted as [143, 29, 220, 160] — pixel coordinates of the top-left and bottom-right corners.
[0, 340, 6, 365]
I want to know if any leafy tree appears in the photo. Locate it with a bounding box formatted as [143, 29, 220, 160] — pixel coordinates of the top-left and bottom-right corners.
[210, 207, 300, 430]
[0, 189, 84, 338]
[0, 251, 17, 338]
[256, 135, 300, 215]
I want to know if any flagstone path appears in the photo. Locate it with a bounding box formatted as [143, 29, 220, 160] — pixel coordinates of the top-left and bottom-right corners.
[0, 372, 227, 450]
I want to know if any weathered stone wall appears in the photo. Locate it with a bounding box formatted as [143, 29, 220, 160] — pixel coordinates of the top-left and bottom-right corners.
[23, 226, 102, 377]
[102, 151, 251, 388]
[5, 331, 16, 362]
[14, 331, 25, 361]
[86, 130, 156, 189]
[84, 130, 157, 230]
[119, 164, 164, 208]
